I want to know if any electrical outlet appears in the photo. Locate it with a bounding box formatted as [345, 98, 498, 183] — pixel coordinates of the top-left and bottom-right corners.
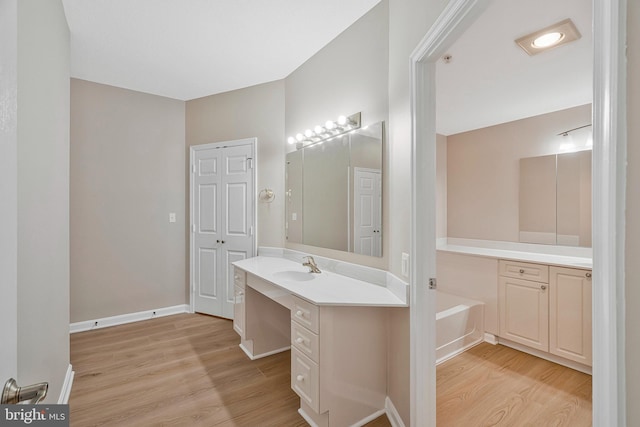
[401, 252, 410, 277]
[169, 213, 176, 223]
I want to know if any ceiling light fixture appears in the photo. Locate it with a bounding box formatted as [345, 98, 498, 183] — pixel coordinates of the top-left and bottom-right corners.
[287, 112, 361, 148]
[515, 19, 581, 56]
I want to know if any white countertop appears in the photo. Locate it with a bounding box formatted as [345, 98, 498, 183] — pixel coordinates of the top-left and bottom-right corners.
[233, 256, 407, 307]
[437, 239, 593, 269]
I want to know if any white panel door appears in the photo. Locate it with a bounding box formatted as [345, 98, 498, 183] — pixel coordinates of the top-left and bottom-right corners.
[193, 147, 223, 316]
[191, 140, 255, 318]
[220, 144, 253, 318]
[353, 168, 381, 256]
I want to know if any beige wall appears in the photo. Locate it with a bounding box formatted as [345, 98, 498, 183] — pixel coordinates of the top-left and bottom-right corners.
[15, 0, 70, 401]
[186, 80, 286, 255]
[626, 0, 639, 424]
[285, 0, 389, 270]
[0, 0, 19, 384]
[446, 104, 591, 242]
[70, 79, 186, 322]
[387, 0, 448, 423]
[436, 134, 448, 239]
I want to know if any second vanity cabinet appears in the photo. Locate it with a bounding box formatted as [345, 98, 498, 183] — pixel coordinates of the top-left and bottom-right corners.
[498, 260, 592, 366]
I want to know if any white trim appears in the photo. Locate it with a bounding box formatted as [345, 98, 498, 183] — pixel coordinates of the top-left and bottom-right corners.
[409, 2, 488, 426]
[483, 333, 498, 345]
[385, 396, 406, 427]
[69, 304, 189, 333]
[57, 364, 74, 404]
[238, 343, 291, 360]
[592, 0, 627, 425]
[497, 338, 592, 375]
[189, 138, 258, 315]
[298, 408, 320, 427]
[353, 409, 387, 427]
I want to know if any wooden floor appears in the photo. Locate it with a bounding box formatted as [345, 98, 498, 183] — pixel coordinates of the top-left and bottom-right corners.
[69, 313, 391, 426]
[437, 342, 592, 426]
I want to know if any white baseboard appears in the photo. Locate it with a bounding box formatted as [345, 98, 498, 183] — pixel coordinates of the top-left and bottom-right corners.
[497, 338, 592, 375]
[239, 343, 291, 360]
[70, 304, 189, 333]
[385, 396, 406, 427]
[484, 332, 498, 345]
[58, 364, 74, 404]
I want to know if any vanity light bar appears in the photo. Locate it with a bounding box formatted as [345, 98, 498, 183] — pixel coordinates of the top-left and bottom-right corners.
[287, 112, 362, 148]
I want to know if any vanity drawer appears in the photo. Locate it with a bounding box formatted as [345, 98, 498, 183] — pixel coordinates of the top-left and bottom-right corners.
[499, 260, 549, 283]
[291, 296, 319, 334]
[233, 267, 246, 289]
[291, 348, 320, 413]
[291, 320, 319, 363]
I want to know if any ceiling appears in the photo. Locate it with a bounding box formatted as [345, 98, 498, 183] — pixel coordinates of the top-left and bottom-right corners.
[61, 0, 381, 101]
[62, 0, 592, 133]
[436, 0, 592, 135]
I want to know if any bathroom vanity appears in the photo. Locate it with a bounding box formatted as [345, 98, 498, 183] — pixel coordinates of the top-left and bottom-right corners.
[436, 238, 593, 373]
[232, 251, 407, 427]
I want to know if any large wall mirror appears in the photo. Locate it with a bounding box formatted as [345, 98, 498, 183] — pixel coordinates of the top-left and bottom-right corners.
[519, 150, 592, 247]
[286, 122, 383, 257]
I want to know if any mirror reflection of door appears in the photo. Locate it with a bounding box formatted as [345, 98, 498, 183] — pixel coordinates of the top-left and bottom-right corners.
[353, 168, 382, 256]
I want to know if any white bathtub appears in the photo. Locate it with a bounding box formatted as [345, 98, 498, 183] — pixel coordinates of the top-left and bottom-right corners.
[436, 291, 485, 364]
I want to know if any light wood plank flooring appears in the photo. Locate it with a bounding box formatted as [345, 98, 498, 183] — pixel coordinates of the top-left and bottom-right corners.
[70, 313, 391, 426]
[437, 342, 592, 426]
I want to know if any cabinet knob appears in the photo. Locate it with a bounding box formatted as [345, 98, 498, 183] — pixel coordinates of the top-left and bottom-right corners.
[237, 291, 244, 296]
[295, 337, 304, 344]
[221, 240, 225, 244]
[541, 285, 547, 290]
[216, 240, 220, 243]
[586, 272, 592, 278]
[296, 310, 304, 318]
[296, 375, 304, 382]
[519, 269, 525, 274]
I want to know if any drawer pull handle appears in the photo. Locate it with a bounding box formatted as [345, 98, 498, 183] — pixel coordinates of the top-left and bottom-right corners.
[295, 337, 304, 344]
[237, 291, 244, 296]
[519, 269, 525, 274]
[296, 375, 304, 382]
[586, 272, 592, 278]
[541, 285, 547, 290]
[296, 310, 304, 318]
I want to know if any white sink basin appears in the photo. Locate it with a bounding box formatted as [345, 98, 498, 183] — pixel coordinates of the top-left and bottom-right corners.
[273, 270, 317, 282]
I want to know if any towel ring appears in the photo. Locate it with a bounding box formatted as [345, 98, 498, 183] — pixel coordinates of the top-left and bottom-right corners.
[259, 188, 275, 203]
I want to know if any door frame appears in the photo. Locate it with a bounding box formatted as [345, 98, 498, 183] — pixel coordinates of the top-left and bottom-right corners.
[409, 1, 627, 426]
[189, 138, 258, 314]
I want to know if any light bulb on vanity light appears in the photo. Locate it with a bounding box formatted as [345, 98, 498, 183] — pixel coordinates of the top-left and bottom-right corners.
[337, 115, 347, 126]
[296, 133, 304, 142]
[314, 125, 324, 135]
[325, 120, 336, 130]
[287, 136, 296, 145]
[304, 129, 314, 138]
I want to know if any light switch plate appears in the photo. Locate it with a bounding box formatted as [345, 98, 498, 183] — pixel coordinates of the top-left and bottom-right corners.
[401, 252, 410, 277]
[169, 213, 176, 223]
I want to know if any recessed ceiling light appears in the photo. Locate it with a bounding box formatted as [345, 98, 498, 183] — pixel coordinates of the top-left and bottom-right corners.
[532, 32, 564, 48]
[515, 19, 581, 56]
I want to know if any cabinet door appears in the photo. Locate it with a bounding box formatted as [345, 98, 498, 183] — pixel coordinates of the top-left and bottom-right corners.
[233, 285, 245, 336]
[549, 267, 592, 366]
[499, 276, 549, 351]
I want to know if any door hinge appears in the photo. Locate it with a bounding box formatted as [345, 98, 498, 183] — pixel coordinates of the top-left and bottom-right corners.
[191, 164, 196, 173]
[192, 224, 196, 233]
[247, 158, 253, 169]
[249, 226, 253, 236]
[429, 278, 437, 290]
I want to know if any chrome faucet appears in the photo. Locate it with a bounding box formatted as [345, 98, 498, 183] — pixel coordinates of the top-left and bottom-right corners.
[302, 256, 321, 273]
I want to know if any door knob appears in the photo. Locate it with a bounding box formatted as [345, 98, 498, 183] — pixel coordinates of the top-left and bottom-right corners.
[2, 378, 48, 404]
